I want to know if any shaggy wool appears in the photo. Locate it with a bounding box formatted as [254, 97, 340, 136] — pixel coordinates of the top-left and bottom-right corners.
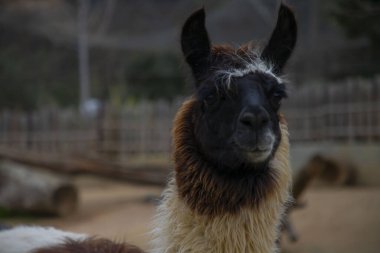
[151, 99, 292, 253]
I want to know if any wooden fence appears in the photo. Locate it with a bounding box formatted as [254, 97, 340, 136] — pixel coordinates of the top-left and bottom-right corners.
[0, 99, 182, 162]
[0, 76, 379, 161]
[284, 76, 380, 142]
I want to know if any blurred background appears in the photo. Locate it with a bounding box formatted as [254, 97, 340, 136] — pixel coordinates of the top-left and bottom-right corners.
[0, 0, 379, 252]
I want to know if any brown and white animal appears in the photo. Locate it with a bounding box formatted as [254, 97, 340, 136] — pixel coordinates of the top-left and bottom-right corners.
[0, 3, 296, 253]
[151, 3, 297, 253]
[0, 226, 144, 253]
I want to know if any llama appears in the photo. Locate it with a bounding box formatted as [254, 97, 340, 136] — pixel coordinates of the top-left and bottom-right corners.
[0, 3, 296, 253]
[151, 3, 297, 253]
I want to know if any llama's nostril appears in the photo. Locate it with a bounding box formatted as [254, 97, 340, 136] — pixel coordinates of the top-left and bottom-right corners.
[240, 110, 269, 129]
[240, 113, 255, 126]
[261, 117, 269, 125]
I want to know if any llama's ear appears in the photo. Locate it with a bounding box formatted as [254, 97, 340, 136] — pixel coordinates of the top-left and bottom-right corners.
[181, 8, 211, 83]
[261, 3, 297, 74]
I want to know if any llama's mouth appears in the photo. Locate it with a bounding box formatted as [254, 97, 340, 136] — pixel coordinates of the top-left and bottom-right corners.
[232, 144, 273, 163]
[245, 149, 272, 162]
[232, 132, 275, 163]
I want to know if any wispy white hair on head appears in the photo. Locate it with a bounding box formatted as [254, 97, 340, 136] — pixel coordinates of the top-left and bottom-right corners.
[214, 51, 283, 89]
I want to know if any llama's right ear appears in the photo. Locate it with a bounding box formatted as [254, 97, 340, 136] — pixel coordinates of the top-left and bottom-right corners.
[181, 8, 211, 83]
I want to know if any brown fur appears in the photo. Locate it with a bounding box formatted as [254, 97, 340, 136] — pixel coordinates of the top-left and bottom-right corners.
[211, 43, 256, 57]
[209, 43, 259, 72]
[33, 238, 145, 253]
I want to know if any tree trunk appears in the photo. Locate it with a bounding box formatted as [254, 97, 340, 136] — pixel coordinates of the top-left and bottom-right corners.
[0, 161, 78, 217]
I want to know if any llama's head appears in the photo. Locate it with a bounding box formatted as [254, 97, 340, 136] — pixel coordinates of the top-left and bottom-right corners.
[180, 4, 297, 172]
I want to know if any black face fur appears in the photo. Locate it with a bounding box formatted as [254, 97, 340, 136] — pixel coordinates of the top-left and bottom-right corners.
[181, 4, 297, 173]
[193, 72, 287, 173]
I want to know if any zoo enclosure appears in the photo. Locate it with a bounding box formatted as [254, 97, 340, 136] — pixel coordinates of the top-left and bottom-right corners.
[0, 76, 379, 161]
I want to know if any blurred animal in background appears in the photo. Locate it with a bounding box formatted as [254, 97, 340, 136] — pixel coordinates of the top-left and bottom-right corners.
[151, 3, 297, 253]
[0, 226, 144, 253]
[0, 2, 297, 253]
[281, 154, 358, 243]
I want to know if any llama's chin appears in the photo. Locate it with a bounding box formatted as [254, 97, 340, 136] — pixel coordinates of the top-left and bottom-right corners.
[233, 131, 276, 163]
[245, 149, 272, 163]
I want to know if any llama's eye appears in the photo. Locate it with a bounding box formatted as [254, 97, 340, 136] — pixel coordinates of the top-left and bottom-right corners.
[270, 93, 282, 108]
[204, 94, 218, 105]
[273, 92, 283, 99]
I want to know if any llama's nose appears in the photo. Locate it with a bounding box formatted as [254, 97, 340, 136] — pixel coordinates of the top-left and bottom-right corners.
[239, 108, 269, 129]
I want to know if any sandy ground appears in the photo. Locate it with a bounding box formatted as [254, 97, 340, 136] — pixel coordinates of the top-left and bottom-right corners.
[282, 187, 380, 253]
[5, 176, 380, 253]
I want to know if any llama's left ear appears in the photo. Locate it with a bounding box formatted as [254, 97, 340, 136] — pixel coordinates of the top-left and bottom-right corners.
[181, 8, 211, 83]
[261, 3, 297, 74]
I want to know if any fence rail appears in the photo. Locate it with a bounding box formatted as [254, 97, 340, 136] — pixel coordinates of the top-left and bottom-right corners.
[284, 76, 380, 142]
[0, 76, 379, 161]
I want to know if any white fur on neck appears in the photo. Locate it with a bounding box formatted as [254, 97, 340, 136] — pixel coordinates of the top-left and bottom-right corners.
[151, 183, 286, 253]
[0, 226, 88, 253]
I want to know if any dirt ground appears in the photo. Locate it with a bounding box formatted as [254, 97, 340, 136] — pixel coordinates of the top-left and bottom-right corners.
[6, 175, 380, 253]
[282, 187, 380, 253]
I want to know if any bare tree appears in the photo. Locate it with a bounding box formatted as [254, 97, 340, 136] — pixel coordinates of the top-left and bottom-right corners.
[78, 0, 90, 111]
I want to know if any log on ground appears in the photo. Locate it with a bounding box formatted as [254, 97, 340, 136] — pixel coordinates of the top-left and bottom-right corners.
[0, 161, 78, 217]
[0, 147, 169, 186]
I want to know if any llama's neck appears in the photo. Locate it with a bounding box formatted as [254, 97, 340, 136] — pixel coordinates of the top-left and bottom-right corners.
[151, 99, 291, 253]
